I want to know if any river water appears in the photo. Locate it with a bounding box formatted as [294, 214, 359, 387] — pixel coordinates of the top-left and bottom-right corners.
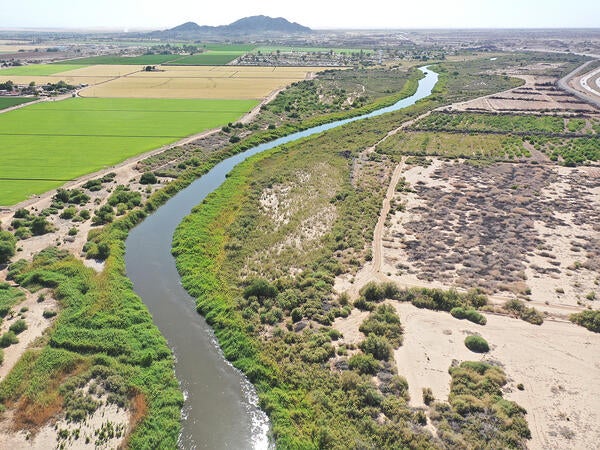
[124, 67, 438, 449]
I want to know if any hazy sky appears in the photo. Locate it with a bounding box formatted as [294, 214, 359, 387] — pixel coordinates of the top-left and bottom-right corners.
[2, 0, 599, 30]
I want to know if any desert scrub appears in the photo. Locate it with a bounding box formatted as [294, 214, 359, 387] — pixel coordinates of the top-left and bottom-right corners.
[359, 304, 403, 347]
[431, 361, 530, 448]
[451, 307, 487, 325]
[504, 299, 544, 325]
[570, 310, 600, 333]
[464, 335, 490, 353]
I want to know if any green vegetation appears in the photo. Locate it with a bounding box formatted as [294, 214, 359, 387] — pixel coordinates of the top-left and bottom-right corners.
[0, 97, 257, 205]
[1, 247, 182, 447]
[451, 307, 487, 325]
[165, 59, 533, 447]
[377, 131, 529, 161]
[0, 97, 37, 110]
[166, 52, 243, 65]
[0, 230, 17, 264]
[402, 111, 599, 165]
[431, 361, 530, 448]
[415, 111, 566, 134]
[504, 299, 544, 325]
[569, 310, 600, 333]
[525, 135, 600, 166]
[0, 64, 83, 75]
[0, 282, 25, 328]
[359, 304, 403, 346]
[464, 335, 490, 353]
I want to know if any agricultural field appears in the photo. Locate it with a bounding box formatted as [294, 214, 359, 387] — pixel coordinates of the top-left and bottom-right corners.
[0, 64, 85, 76]
[0, 97, 36, 110]
[0, 97, 256, 205]
[79, 66, 330, 99]
[165, 52, 244, 66]
[58, 54, 183, 65]
[377, 131, 530, 161]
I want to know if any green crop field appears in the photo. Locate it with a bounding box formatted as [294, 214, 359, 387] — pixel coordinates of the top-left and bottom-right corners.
[202, 44, 255, 52]
[0, 64, 84, 76]
[166, 52, 244, 66]
[59, 54, 183, 65]
[0, 97, 257, 205]
[0, 97, 37, 110]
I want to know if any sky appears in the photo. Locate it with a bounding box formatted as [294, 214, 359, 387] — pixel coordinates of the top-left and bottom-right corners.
[1, 0, 599, 30]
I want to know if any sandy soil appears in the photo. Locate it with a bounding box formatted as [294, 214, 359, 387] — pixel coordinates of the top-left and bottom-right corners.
[332, 309, 370, 345]
[390, 302, 600, 450]
[0, 290, 58, 380]
[0, 402, 129, 449]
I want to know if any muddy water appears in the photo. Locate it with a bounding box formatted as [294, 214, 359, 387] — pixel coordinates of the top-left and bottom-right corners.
[124, 67, 438, 449]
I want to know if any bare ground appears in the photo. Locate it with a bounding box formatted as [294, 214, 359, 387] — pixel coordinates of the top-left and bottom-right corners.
[391, 302, 600, 450]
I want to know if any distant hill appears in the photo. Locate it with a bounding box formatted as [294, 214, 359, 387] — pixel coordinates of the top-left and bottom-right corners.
[152, 15, 312, 37]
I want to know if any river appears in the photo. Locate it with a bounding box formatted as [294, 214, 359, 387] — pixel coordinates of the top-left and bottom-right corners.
[124, 66, 438, 449]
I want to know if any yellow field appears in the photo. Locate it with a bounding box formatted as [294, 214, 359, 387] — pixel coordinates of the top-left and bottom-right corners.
[0, 44, 51, 53]
[78, 66, 332, 99]
[0, 64, 336, 100]
[58, 65, 141, 77]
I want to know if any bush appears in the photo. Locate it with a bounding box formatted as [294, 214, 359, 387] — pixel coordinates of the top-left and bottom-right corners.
[140, 172, 158, 185]
[243, 278, 277, 301]
[423, 387, 434, 405]
[360, 334, 392, 360]
[450, 307, 487, 325]
[348, 353, 379, 375]
[0, 230, 17, 264]
[9, 319, 27, 334]
[464, 335, 489, 353]
[359, 304, 403, 346]
[0, 331, 18, 347]
[43, 310, 58, 319]
[570, 310, 600, 333]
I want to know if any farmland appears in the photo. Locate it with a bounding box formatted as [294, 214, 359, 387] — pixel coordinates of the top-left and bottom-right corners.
[0, 97, 36, 110]
[0, 64, 85, 76]
[0, 98, 256, 205]
[165, 52, 245, 66]
[58, 54, 182, 65]
[79, 66, 329, 99]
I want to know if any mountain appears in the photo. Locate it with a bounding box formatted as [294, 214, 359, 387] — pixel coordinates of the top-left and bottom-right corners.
[226, 16, 311, 34]
[167, 21, 202, 33]
[153, 16, 312, 37]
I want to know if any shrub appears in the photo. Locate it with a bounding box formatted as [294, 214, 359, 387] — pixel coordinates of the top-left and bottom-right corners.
[348, 353, 379, 375]
[243, 278, 277, 301]
[570, 310, 600, 333]
[59, 206, 77, 220]
[0, 331, 18, 347]
[30, 216, 53, 235]
[9, 319, 27, 334]
[423, 387, 434, 405]
[360, 334, 392, 360]
[464, 335, 489, 353]
[450, 307, 487, 325]
[359, 304, 403, 346]
[43, 310, 58, 319]
[0, 230, 17, 264]
[140, 172, 158, 185]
